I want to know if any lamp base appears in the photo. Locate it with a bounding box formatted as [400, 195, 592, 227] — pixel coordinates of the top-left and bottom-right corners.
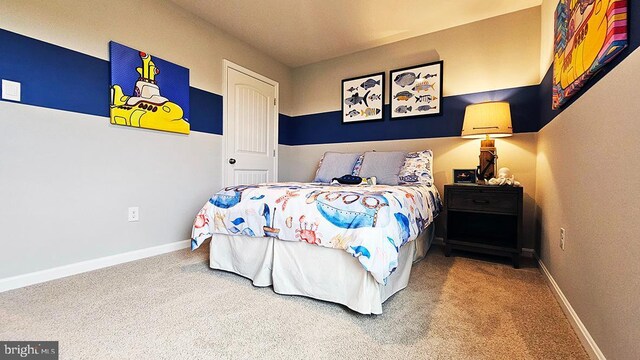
[478, 145, 497, 183]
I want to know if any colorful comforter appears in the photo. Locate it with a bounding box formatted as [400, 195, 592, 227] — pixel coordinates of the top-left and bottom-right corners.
[191, 182, 442, 284]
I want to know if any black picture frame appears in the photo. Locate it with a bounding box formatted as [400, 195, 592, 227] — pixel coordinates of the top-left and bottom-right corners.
[389, 60, 443, 119]
[453, 169, 477, 184]
[341, 72, 385, 124]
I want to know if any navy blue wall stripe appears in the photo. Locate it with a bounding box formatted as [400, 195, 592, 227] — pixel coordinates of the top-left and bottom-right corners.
[0, 28, 223, 135]
[3, 0, 639, 145]
[280, 85, 540, 145]
[0, 28, 110, 117]
[189, 87, 222, 134]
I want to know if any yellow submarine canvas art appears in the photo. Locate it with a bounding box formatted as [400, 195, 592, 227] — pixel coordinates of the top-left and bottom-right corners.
[109, 41, 190, 134]
[552, 0, 627, 109]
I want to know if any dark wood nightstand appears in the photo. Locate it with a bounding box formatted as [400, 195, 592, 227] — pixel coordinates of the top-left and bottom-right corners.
[443, 184, 523, 268]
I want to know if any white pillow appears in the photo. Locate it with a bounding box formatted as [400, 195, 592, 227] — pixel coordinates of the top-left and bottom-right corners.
[313, 152, 362, 183]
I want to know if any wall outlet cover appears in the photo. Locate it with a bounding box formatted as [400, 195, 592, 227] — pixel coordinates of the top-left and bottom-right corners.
[128, 207, 139, 222]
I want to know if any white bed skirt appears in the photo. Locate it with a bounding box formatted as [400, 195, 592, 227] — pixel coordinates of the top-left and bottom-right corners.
[208, 225, 434, 314]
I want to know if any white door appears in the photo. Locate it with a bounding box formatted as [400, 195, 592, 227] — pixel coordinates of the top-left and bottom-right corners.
[223, 61, 278, 186]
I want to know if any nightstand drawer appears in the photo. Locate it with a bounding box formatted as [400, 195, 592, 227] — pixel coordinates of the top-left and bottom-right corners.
[448, 190, 517, 214]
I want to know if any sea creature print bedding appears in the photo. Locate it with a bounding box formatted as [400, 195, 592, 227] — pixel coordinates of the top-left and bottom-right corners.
[191, 182, 442, 284]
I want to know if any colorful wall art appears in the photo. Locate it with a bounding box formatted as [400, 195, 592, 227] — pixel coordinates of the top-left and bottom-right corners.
[342, 72, 385, 123]
[552, 0, 627, 109]
[390, 61, 443, 119]
[109, 41, 190, 134]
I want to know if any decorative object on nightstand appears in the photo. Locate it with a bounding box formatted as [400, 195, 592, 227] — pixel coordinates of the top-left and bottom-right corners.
[461, 101, 512, 182]
[486, 167, 521, 186]
[453, 169, 477, 184]
[443, 184, 523, 268]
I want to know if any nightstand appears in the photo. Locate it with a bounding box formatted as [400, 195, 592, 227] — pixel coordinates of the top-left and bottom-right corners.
[443, 184, 523, 268]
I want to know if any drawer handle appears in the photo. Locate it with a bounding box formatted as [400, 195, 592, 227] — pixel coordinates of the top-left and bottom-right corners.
[472, 199, 489, 204]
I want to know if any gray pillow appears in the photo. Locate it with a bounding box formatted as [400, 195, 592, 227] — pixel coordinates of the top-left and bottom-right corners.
[358, 151, 407, 185]
[313, 152, 362, 183]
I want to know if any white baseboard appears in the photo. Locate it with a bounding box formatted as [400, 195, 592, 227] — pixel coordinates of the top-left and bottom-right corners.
[0, 240, 191, 293]
[538, 259, 605, 360]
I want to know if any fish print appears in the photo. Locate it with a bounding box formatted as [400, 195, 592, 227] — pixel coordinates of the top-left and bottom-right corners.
[347, 86, 358, 92]
[387, 236, 399, 253]
[209, 191, 242, 208]
[360, 108, 381, 117]
[394, 72, 421, 87]
[422, 73, 438, 80]
[415, 94, 437, 103]
[412, 81, 435, 92]
[394, 212, 411, 244]
[368, 94, 381, 101]
[417, 105, 437, 112]
[394, 105, 412, 113]
[344, 91, 371, 108]
[346, 109, 359, 117]
[350, 245, 371, 259]
[360, 78, 380, 90]
[393, 91, 413, 101]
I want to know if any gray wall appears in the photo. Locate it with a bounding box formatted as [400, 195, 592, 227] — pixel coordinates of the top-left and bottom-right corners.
[0, 0, 293, 279]
[0, 102, 221, 278]
[535, 1, 640, 358]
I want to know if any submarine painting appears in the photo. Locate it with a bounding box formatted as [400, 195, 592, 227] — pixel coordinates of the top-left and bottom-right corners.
[109, 41, 190, 134]
[552, 0, 627, 109]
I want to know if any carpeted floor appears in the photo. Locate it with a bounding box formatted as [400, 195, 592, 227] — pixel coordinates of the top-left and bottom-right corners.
[0, 245, 588, 359]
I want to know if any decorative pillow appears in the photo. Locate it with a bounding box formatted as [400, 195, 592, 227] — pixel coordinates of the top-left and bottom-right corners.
[398, 150, 434, 185]
[357, 151, 407, 185]
[313, 152, 362, 183]
[351, 154, 365, 176]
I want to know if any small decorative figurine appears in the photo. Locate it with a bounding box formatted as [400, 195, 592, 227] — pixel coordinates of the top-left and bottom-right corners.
[486, 167, 520, 186]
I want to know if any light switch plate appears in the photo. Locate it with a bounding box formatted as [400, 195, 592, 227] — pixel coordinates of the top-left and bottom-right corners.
[2, 79, 21, 102]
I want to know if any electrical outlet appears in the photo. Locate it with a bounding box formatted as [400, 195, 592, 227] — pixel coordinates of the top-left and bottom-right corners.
[128, 207, 139, 222]
[560, 227, 566, 250]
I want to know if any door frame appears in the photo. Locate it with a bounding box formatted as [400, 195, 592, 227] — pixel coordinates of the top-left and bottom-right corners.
[222, 59, 279, 187]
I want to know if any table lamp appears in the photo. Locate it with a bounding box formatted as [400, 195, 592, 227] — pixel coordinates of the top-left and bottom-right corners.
[461, 101, 512, 182]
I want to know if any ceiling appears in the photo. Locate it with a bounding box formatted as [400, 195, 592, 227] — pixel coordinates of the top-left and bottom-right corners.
[169, 0, 542, 68]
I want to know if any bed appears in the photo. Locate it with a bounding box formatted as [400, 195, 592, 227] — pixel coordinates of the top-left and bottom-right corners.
[191, 181, 442, 314]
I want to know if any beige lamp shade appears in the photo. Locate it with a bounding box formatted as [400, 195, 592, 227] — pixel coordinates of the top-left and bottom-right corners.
[461, 101, 513, 138]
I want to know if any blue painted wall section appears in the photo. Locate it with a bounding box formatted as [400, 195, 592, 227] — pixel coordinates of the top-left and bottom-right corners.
[3, 3, 639, 145]
[0, 28, 223, 135]
[280, 85, 540, 145]
[0, 28, 110, 117]
[190, 87, 222, 135]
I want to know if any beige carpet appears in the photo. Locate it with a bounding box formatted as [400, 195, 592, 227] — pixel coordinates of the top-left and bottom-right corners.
[0, 245, 588, 359]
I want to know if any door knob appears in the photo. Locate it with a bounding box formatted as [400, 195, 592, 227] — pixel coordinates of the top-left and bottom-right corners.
[228, 158, 236, 164]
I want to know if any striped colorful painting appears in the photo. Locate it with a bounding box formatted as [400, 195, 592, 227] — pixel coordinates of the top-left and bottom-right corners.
[552, 0, 627, 109]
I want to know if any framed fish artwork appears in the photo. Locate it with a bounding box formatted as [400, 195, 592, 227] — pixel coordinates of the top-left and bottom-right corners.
[390, 60, 443, 119]
[342, 72, 385, 123]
